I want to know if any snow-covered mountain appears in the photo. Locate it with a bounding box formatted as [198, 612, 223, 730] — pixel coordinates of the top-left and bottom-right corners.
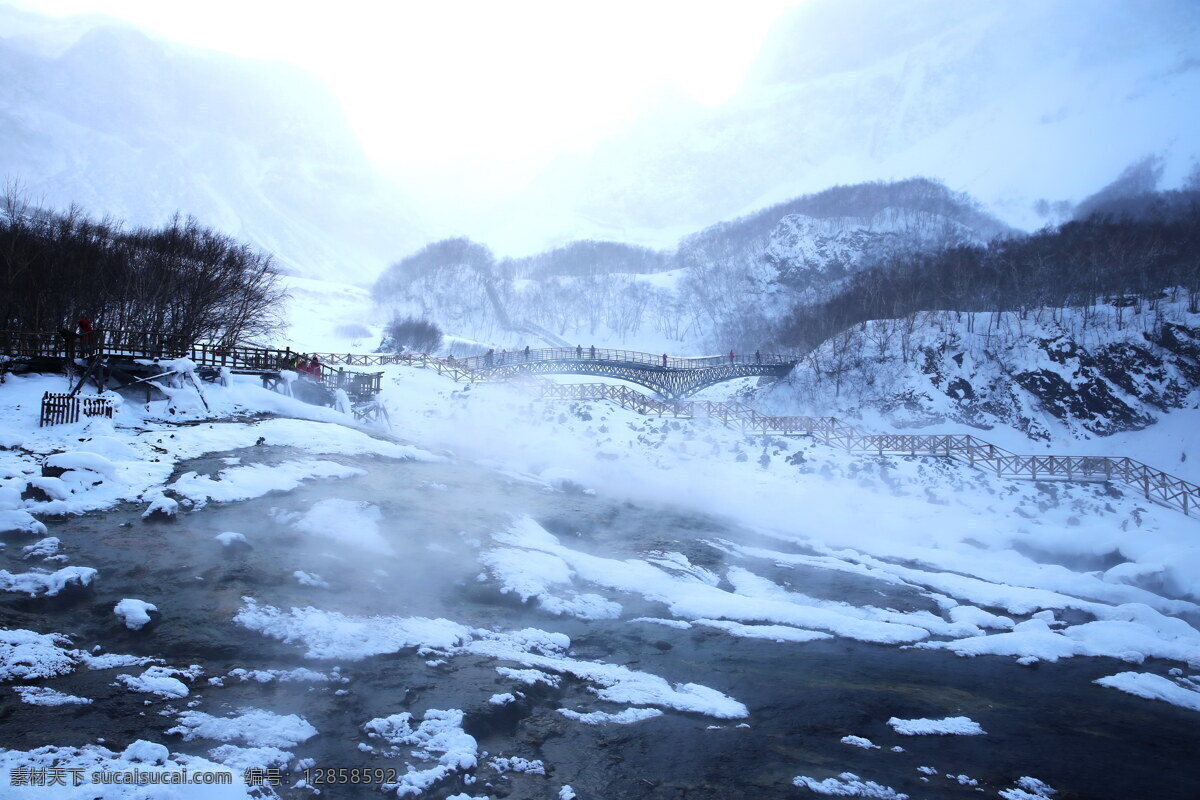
[757, 300, 1200, 445]
[0, 4, 421, 282]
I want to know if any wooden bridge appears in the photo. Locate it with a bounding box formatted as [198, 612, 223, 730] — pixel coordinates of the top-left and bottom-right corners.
[542, 383, 1200, 519]
[1, 329, 386, 422]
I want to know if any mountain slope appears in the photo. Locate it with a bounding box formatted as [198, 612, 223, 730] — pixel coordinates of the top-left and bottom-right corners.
[0, 6, 421, 282]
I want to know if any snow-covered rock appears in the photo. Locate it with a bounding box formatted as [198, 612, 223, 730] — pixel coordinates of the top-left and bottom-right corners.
[114, 598, 158, 630]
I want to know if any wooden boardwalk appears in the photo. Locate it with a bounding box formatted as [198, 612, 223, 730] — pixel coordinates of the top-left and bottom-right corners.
[542, 382, 1200, 519]
[1, 329, 385, 420]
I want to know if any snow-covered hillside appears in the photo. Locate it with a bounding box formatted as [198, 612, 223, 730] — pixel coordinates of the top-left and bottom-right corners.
[759, 298, 1200, 447]
[0, 5, 421, 283]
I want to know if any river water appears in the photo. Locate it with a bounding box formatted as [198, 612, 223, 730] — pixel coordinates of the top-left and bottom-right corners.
[2, 434, 1197, 799]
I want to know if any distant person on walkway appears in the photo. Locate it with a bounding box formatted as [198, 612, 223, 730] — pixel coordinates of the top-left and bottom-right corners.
[729, 349, 735, 363]
[76, 315, 93, 349]
[524, 345, 530, 361]
[309, 354, 322, 379]
[589, 345, 596, 359]
[501, 349, 507, 365]
[755, 350, 761, 364]
[576, 344, 583, 359]
[662, 353, 667, 367]
[59, 324, 78, 360]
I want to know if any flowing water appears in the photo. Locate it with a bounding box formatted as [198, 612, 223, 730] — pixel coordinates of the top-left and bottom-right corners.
[2, 433, 1197, 799]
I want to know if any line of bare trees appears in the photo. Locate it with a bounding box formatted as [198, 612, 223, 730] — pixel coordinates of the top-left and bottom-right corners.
[775, 198, 1200, 350]
[1, 190, 286, 345]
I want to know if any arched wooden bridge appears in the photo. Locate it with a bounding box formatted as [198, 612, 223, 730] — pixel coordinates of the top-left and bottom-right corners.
[411, 347, 797, 399]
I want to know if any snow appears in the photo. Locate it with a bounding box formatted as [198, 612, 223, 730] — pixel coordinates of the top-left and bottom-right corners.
[215, 531, 248, 546]
[141, 495, 179, 518]
[21, 537, 61, 560]
[291, 498, 394, 556]
[488, 693, 516, 705]
[168, 708, 318, 748]
[0, 741, 253, 798]
[171, 460, 365, 507]
[225, 667, 334, 684]
[840, 735, 880, 750]
[887, 716, 986, 736]
[1093, 671, 1200, 713]
[496, 667, 560, 687]
[293, 570, 330, 589]
[44, 451, 119, 481]
[206, 744, 292, 771]
[114, 598, 157, 630]
[116, 666, 193, 699]
[557, 707, 664, 725]
[999, 777, 1058, 800]
[0, 510, 48, 536]
[0, 566, 96, 597]
[363, 709, 477, 797]
[490, 756, 545, 775]
[792, 772, 909, 798]
[234, 598, 471, 660]
[12, 686, 92, 706]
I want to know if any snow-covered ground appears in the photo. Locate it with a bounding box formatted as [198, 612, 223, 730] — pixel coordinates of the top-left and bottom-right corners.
[3, 324, 1200, 798]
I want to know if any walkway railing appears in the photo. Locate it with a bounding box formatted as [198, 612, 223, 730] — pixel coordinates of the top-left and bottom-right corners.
[543, 383, 1200, 518]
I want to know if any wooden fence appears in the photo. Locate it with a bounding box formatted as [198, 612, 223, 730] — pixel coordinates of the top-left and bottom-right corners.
[40, 392, 114, 427]
[541, 383, 1200, 518]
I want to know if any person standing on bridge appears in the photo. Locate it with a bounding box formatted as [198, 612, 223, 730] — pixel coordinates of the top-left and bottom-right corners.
[524, 345, 530, 361]
[308, 354, 322, 379]
[662, 353, 667, 367]
[76, 314, 94, 350]
[729, 349, 735, 363]
[485, 349, 494, 367]
[589, 345, 596, 359]
[755, 350, 761, 364]
[576, 344, 582, 359]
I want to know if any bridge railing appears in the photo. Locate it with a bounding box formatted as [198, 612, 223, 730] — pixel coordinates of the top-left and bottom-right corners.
[456, 347, 796, 371]
[541, 382, 1200, 518]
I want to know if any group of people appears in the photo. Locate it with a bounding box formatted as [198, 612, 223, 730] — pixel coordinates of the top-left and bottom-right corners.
[291, 353, 323, 380]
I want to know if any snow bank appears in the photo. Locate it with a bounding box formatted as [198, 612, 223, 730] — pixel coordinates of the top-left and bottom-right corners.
[44, 452, 119, 481]
[169, 708, 318, 748]
[116, 666, 194, 699]
[234, 598, 471, 660]
[0, 741, 251, 799]
[557, 707, 663, 725]
[0, 510, 48, 536]
[171, 460, 364, 507]
[13, 686, 92, 706]
[793, 772, 909, 798]
[1094, 671, 1200, 712]
[363, 709, 477, 797]
[0, 566, 96, 597]
[841, 735, 880, 749]
[141, 495, 179, 519]
[490, 756, 545, 775]
[887, 716, 986, 736]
